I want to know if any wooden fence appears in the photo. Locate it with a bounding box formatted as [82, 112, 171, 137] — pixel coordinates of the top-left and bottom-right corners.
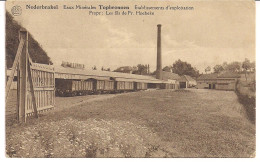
[6, 29, 55, 122]
[26, 63, 55, 115]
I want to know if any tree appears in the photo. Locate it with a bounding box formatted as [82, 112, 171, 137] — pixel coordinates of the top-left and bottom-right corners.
[133, 64, 148, 75]
[92, 65, 97, 70]
[250, 61, 255, 72]
[242, 58, 251, 82]
[171, 59, 199, 78]
[225, 61, 241, 72]
[162, 66, 171, 72]
[151, 70, 157, 75]
[242, 58, 251, 71]
[222, 62, 228, 70]
[213, 65, 224, 73]
[205, 66, 211, 74]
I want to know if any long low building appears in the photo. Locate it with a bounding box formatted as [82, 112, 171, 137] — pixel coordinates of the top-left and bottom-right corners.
[7, 64, 181, 90]
[196, 72, 240, 91]
[54, 66, 163, 84]
[197, 73, 218, 89]
[216, 72, 240, 90]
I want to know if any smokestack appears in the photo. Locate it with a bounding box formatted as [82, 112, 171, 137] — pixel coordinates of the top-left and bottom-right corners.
[156, 24, 162, 80]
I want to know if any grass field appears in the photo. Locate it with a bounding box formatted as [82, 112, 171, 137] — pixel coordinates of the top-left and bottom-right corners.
[6, 89, 255, 157]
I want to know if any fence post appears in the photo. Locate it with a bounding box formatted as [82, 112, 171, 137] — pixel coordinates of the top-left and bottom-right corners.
[18, 29, 28, 123]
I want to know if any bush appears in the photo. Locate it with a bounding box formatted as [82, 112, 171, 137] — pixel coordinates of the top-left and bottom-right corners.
[235, 90, 255, 124]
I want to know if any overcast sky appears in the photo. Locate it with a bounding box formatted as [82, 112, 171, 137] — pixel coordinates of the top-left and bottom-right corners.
[6, 0, 255, 73]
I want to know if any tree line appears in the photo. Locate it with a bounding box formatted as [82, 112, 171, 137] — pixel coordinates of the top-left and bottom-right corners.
[162, 59, 200, 78]
[92, 58, 255, 81]
[211, 58, 255, 74]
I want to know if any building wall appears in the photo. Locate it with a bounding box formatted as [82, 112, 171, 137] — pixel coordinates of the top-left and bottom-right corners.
[215, 78, 237, 91]
[215, 83, 236, 91]
[197, 82, 209, 89]
[197, 78, 238, 91]
[187, 80, 197, 87]
[190, 80, 197, 86]
[175, 82, 180, 89]
[196, 80, 216, 89]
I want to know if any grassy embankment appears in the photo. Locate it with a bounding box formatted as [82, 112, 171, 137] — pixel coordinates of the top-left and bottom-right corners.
[236, 72, 255, 124]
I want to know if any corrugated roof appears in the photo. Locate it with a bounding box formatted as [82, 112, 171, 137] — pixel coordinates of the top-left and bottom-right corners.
[162, 80, 176, 84]
[197, 73, 218, 80]
[55, 66, 162, 83]
[161, 71, 181, 81]
[197, 72, 240, 80]
[179, 75, 188, 82]
[217, 72, 240, 78]
[184, 75, 196, 82]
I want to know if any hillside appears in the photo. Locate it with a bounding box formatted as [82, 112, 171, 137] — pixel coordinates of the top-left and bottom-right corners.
[6, 12, 52, 68]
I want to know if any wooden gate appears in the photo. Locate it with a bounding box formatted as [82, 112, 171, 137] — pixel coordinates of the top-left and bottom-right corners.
[26, 63, 55, 116]
[6, 29, 55, 122]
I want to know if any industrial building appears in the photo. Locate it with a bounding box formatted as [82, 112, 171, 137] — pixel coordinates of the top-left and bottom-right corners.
[183, 75, 197, 88]
[7, 24, 180, 97]
[197, 73, 218, 89]
[196, 72, 240, 91]
[215, 72, 240, 91]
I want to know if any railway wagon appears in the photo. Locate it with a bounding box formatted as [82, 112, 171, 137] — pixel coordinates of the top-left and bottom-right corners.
[160, 83, 169, 89]
[115, 81, 134, 93]
[94, 80, 105, 93]
[74, 80, 93, 95]
[92, 79, 115, 94]
[104, 80, 115, 92]
[168, 84, 175, 89]
[171, 84, 176, 89]
[160, 83, 176, 89]
[134, 82, 148, 91]
[55, 79, 93, 96]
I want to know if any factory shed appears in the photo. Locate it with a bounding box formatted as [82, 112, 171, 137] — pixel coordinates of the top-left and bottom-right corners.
[54, 66, 163, 84]
[183, 75, 197, 88]
[160, 71, 181, 81]
[113, 66, 135, 74]
[160, 71, 181, 89]
[196, 73, 218, 89]
[216, 72, 240, 91]
[179, 76, 188, 88]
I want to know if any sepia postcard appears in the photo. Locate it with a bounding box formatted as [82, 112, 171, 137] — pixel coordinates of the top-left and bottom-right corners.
[4, 0, 255, 158]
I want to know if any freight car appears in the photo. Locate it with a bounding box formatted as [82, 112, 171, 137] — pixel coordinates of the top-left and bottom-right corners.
[169, 83, 175, 89]
[91, 79, 115, 94]
[55, 77, 177, 97]
[54, 66, 171, 96]
[160, 82, 176, 90]
[134, 82, 148, 91]
[55, 79, 93, 97]
[114, 80, 135, 93]
[55, 78, 118, 96]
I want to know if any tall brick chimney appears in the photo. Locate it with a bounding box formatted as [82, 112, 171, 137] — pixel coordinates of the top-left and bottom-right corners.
[156, 24, 162, 80]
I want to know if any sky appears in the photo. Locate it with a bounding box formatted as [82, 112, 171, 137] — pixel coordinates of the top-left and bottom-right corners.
[6, 0, 255, 73]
